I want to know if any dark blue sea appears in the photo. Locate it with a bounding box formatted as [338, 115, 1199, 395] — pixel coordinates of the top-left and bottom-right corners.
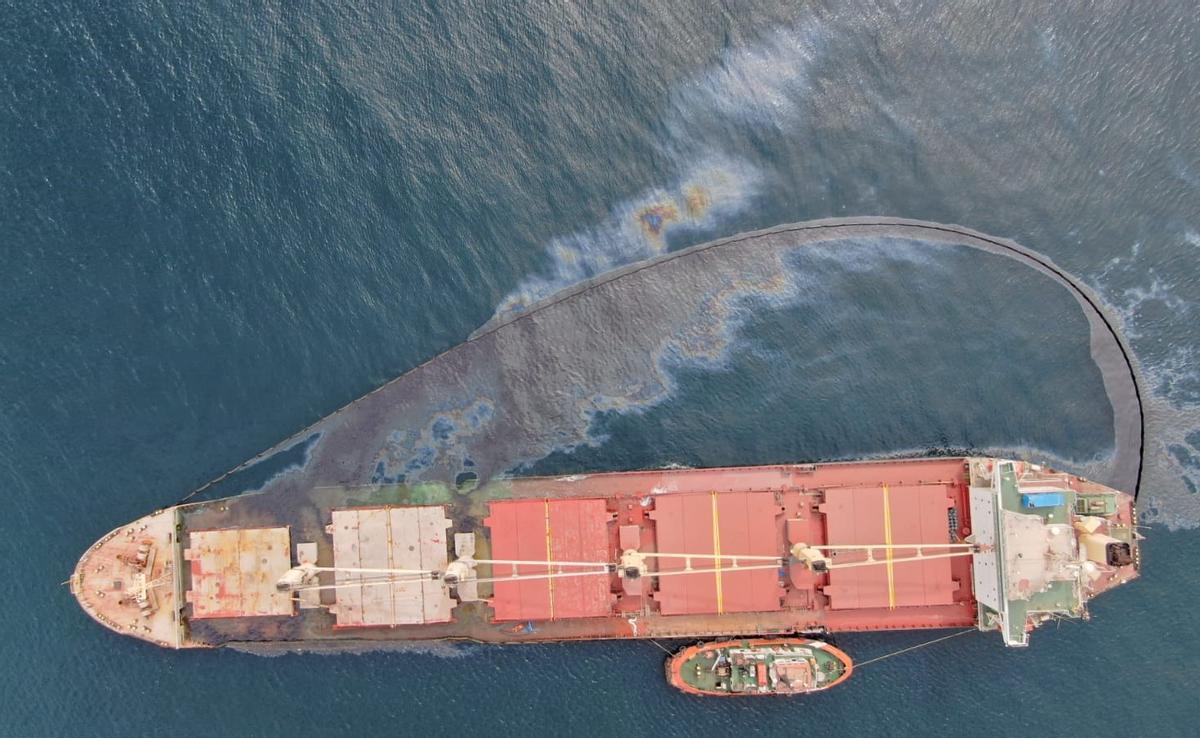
[3, 2, 1198, 735]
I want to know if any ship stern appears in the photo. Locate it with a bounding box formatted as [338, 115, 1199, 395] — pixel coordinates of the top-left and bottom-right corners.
[967, 458, 1141, 646]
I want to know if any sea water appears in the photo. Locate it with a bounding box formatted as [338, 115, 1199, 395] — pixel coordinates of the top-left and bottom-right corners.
[2, 2, 1197, 734]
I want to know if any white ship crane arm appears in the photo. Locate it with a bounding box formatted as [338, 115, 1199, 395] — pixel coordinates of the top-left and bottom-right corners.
[277, 541, 981, 593]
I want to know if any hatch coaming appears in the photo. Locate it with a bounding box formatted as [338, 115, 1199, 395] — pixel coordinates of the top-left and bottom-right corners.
[183, 457, 977, 644]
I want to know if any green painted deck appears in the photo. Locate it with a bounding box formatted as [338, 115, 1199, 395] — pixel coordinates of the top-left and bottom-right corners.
[995, 462, 1084, 645]
[675, 640, 849, 695]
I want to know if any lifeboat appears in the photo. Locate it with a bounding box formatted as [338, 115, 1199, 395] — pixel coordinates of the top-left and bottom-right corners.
[666, 638, 853, 696]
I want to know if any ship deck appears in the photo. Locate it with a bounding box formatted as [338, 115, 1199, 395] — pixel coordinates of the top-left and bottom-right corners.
[70, 508, 186, 648]
[177, 458, 979, 647]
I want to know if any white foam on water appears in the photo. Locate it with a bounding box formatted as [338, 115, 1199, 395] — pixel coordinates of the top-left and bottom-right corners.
[1091, 234, 1200, 528]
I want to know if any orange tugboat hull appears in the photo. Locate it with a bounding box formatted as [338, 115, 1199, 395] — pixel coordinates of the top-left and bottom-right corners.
[667, 638, 855, 696]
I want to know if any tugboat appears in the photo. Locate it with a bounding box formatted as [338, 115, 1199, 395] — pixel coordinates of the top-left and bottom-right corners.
[667, 638, 854, 696]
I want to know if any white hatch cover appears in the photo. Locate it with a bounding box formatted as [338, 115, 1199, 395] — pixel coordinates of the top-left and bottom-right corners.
[329, 506, 454, 627]
[969, 486, 1003, 613]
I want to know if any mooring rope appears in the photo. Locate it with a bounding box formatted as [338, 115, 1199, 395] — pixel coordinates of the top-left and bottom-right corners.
[853, 628, 977, 668]
[649, 639, 673, 655]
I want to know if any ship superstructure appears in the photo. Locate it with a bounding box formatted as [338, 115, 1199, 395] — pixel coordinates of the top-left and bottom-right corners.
[71, 457, 1138, 655]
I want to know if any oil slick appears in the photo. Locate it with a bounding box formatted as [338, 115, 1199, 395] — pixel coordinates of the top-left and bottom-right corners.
[489, 19, 832, 323]
[371, 399, 495, 484]
[211, 19, 1200, 528]
[635, 182, 719, 241]
[1093, 229, 1200, 528]
[636, 202, 678, 239]
[491, 157, 763, 322]
[217, 220, 1143, 558]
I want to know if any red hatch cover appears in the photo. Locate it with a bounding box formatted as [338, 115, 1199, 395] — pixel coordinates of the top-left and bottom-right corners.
[485, 498, 613, 621]
[820, 485, 958, 609]
[650, 491, 784, 615]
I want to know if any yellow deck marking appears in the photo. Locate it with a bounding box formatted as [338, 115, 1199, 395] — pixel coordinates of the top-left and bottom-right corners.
[882, 485, 896, 610]
[385, 507, 396, 626]
[543, 499, 555, 620]
[711, 492, 724, 615]
[234, 530, 244, 616]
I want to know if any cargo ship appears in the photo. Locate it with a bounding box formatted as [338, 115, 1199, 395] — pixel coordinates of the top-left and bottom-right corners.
[71, 456, 1139, 673]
